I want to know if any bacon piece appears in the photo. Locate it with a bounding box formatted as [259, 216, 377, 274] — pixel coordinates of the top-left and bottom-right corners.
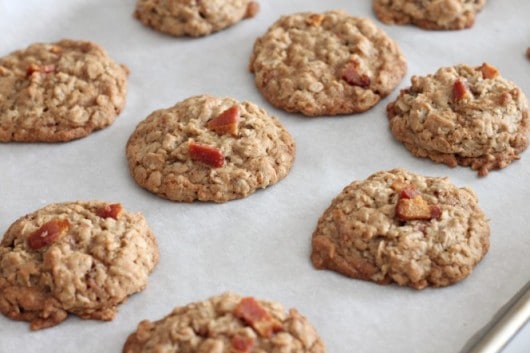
[480, 63, 499, 79]
[245, 1, 260, 18]
[341, 61, 371, 88]
[231, 334, 255, 353]
[96, 203, 123, 220]
[452, 79, 471, 102]
[207, 106, 239, 136]
[27, 219, 70, 250]
[399, 185, 420, 199]
[188, 142, 224, 168]
[395, 185, 441, 222]
[234, 297, 283, 338]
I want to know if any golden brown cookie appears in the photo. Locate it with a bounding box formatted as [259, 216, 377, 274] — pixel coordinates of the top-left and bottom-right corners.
[0, 201, 159, 330]
[372, 0, 486, 30]
[134, 0, 259, 37]
[123, 292, 326, 353]
[388, 63, 529, 176]
[0, 40, 128, 142]
[249, 10, 407, 116]
[311, 169, 490, 289]
[126, 95, 295, 203]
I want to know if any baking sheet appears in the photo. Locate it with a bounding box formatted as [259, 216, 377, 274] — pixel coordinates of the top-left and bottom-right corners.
[0, 0, 529, 352]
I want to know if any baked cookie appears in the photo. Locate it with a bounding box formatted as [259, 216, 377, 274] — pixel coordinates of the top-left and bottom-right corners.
[372, 0, 486, 30]
[0, 40, 129, 142]
[249, 10, 407, 116]
[311, 169, 490, 289]
[0, 201, 159, 330]
[134, 0, 260, 37]
[126, 95, 295, 202]
[388, 63, 530, 176]
[123, 292, 326, 353]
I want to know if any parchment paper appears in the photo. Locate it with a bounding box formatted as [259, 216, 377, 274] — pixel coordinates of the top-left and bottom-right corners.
[0, 1, 528, 352]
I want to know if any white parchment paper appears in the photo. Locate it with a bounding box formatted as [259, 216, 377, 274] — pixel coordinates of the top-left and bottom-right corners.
[0, 1, 529, 352]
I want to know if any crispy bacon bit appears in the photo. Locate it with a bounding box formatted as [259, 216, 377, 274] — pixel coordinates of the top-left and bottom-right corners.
[395, 185, 441, 222]
[27, 219, 70, 250]
[245, 1, 260, 18]
[26, 64, 56, 77]
[96, 203, 123, 220]
[399, 185, 420, 199]
[188, 142, 224, 168]
[452, 79, 471, 102]
[341, 61, 371, 88]
[207, 106, 239, 136]
[396, 196, 434, 221]
[480, 63, 499, 79]
[234, 297, 283, 338]
[231, 334, 255, 353]
[305, 13, 324, 27]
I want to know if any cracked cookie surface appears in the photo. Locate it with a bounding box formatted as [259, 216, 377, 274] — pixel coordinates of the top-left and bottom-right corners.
[388, 63, 529, 176]
[311, 169, 490, 289]
[0, 40, 128, 142]
[134, 0, 259, 37]
[123, 292, 326, 353]
[126, 95, 295, 203]
[249, 10, 407, 116]
[0, 201, 159, 330]
[372, 0, 486, 30]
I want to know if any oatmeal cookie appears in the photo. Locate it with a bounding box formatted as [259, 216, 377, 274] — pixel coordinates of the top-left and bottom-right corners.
[311, 169, 490, 289]
[123, 292, 325, 353]
[126, 95, 295, 203]
[388, 63, 529, 176]
[0, 39, 129, 142]
[249, 10, 407, 116]
[372, 0, 486, 30]
[0, 201, 159, 330]
[134, 0, 259, 37]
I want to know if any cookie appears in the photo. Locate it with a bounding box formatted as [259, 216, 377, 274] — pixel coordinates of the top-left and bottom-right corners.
[388, 63, 530, 176]
[0, 201, 159, 330]
[311, 169, 490, 289]
[126, 95, 295, 203]
[134, 0, 259, 37]
[249, 10, 407, 116]
[123, 292, 326, 353]
[372, 0, 486, 30]
[0, 39, 129, 142]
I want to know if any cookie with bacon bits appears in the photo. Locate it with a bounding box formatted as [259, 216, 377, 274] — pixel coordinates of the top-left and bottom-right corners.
[0, 201, 158, 330]
[134, 0, 259, 37]
[311, 169, 490, 289]
[249, 10, 406, 116]
[387, 63, 529, 176]
[373, 0, 486, 30]
[126, 95, 295, 202]
[123, 292, 326, 353]
[0, 40, 128, 142]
